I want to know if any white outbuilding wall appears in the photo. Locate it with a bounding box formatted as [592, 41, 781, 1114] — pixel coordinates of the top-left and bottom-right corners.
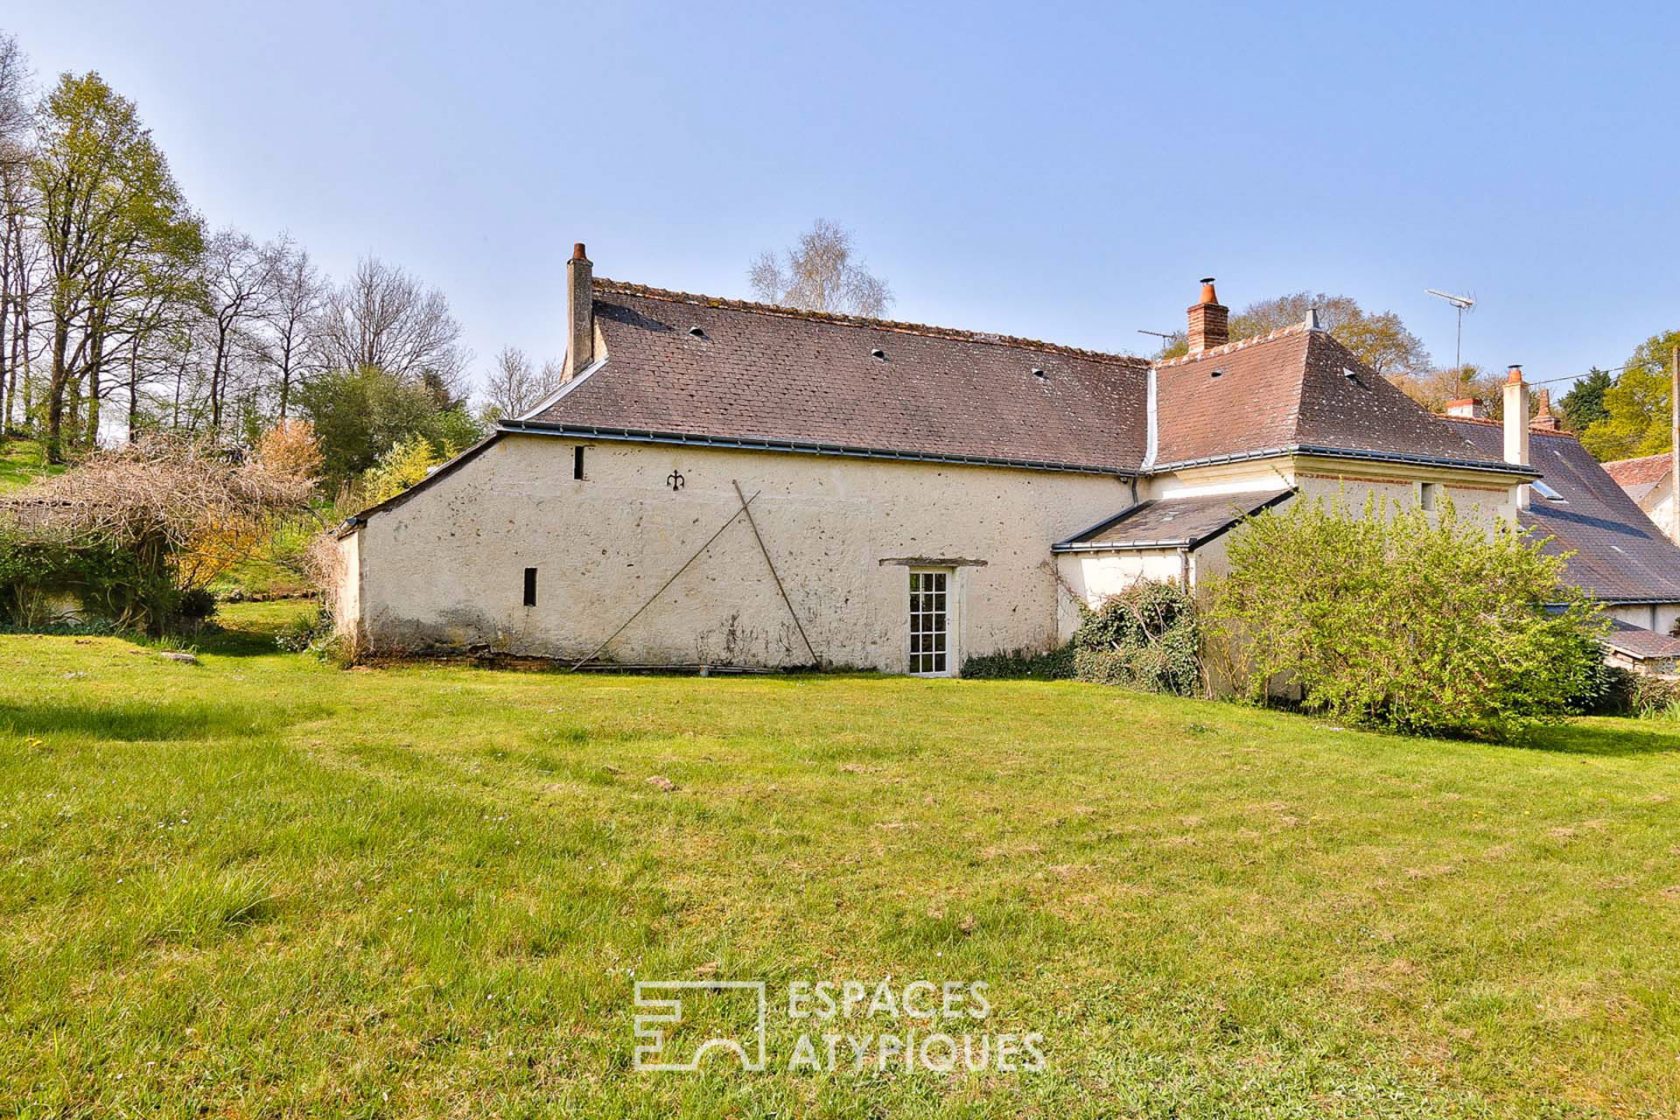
[338, 434, 1135, 672]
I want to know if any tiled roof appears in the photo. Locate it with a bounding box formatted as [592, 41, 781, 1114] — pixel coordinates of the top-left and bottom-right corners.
[1443, 419, 1680, 602]
[525, 281, 1150, 474]
[1603, 453, 1671, 503]
[520, 279, 1530, 480]
[1604, 619, 1680, 662]
[1153, 328, 1514, 472]
[1054, 489, 1294, 552]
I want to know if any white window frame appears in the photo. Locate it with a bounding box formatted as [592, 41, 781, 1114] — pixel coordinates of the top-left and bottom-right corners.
[908, 568, 956, 677]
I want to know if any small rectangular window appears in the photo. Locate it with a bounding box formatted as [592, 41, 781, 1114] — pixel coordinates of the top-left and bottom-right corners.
[1419, 482, 1439, 511]
[573, 446, 586, 480]
[523, 567, 537, 607]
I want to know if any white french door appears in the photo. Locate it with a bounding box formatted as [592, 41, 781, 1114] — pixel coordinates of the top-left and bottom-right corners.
[908, 568, 955, 677]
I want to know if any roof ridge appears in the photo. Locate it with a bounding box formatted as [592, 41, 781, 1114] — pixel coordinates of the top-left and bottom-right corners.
[1603, 451, 1669, 465]
[592, 277, 1150, 367]
[1151, 322, 1313, 370]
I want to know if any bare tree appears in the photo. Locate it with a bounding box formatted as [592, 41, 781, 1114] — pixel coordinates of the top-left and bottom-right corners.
[256, 236, 324, 419]
[480, 346, 561, 422]
[197, 228, 279, 429]
[0, 32, 34, 431]
[314, 255, 466, 391]
[749, 219, 893, 318]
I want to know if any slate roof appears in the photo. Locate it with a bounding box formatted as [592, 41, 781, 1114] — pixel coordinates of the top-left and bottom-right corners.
[1603, 453, 1671, 502]
[1153, 328, 1517, 473]
[515, 281, 1535, 481]
[1054, 489, 1295, 552]
[521, 281, 1151, 474]
[1443, 419, 1680, 603]
[1604, 619, 1680, 662]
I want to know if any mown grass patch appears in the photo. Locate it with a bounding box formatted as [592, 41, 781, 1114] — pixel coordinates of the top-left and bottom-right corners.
[1, 600, 1678, 1116]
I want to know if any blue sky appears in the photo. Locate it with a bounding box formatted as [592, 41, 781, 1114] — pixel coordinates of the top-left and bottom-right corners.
[9, 2, 1679, 395]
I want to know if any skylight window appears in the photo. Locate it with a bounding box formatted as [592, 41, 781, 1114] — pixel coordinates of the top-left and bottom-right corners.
[1531, 479, 1566, 502]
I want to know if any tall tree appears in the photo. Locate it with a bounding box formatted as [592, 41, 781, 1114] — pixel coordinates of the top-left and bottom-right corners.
[1388, 363, 1509, 416]
[0, 32, 33, 432]
[313, 256, 466, 391]
[479, 345, 561, 422]
[1158, 291, 1430, 376]
[1558, 367, 1613, 434]
[749, 219, 893, 317]
[1579, 331, 1680, 462]
[257, 236, 324, 419]
[199, 227, 276, 429]
[32, 71, 202, 460]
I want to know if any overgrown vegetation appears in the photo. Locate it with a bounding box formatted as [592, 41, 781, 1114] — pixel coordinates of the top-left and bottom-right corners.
[1205, 496, 1606, 740]
[0, 431, 313, 631]
[960, 644, 1074, 680]
[1070, 579, 1202, 694]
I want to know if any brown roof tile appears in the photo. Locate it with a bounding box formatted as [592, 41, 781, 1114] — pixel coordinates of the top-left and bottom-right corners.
[528, 281, 1150, 473]
[1154, 328, 1507, 469]
[1444, 419, 1680, 602]
[1603, 452, 1671, 501]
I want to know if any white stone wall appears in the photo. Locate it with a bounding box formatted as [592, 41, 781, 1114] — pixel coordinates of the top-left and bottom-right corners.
[343, 434, 1135, 671]
[1635, 478, 1677, 542]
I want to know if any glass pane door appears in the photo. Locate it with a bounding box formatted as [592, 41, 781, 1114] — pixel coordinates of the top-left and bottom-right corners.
[908, 569, 951, 676]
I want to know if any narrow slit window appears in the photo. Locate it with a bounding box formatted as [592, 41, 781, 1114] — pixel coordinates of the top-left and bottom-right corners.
[573, 446, 586, 480]
[1419, 482, 1440, 511]
[523, 567, 538, 607]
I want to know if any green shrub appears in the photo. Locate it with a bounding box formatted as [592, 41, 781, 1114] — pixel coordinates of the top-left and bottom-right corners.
[1628, 673, 1680, 719]
[1071, 580, 1201, 695]
[1203, 495, 1606, 740]
[961, 646, 1074, 680]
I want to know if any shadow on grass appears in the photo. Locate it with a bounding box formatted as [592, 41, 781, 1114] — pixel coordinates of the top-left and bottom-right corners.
[1517, 718, 1680, 757]
[0, 699, 303, 742]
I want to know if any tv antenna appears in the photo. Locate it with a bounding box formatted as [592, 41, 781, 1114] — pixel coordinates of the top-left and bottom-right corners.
[1426, 289, 1475, 394]
[1137, 328, 1176, 350]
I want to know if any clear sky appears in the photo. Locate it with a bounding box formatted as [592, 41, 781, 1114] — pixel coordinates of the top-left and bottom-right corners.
[9, 2, 1678, 395]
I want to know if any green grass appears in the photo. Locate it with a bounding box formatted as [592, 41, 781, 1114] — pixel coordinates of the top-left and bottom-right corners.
[3, 601, 1679, 1117]
[0, 438, 63, 492]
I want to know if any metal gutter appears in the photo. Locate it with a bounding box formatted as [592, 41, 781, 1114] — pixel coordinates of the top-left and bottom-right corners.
[497, 419, 1136, 478]
[1150, 443, 1540, 480]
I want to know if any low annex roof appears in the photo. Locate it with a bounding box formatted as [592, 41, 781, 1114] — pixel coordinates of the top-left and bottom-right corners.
[522, 281, 1151, 475]
[1053, 489, 1295, 552]
[1604, 619, 1680, 662]
[1443, 419, 1680, 603]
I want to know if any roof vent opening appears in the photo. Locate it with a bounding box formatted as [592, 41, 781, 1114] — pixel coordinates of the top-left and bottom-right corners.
[687, 326, 707, 339]
[1032, 368, 1047, 381]
[1343, 367, 1363, 385]
[870, 348, 887, 361]
[1209, 368, 1225, 379]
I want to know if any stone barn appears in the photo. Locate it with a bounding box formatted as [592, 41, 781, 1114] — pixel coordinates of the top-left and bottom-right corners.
[334, 246, 1673, 674]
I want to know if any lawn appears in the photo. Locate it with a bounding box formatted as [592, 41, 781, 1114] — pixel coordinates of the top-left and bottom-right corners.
[3, 602, 1679, 1118]
[0, 438, 62, 493]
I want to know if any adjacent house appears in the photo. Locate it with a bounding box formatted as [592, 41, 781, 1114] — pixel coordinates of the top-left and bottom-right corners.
[1603, 453, 1677, 542]
[333, 246, 1680, 674]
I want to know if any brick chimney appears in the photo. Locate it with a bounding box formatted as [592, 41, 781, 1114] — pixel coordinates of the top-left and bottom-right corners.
[1186, 278, 1228, 356]
[564, 242, 594, 382]
[1531, 387, 1560, 431]
[1502, 365, 1530, 509]
[1444, 398, 1486, 419]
